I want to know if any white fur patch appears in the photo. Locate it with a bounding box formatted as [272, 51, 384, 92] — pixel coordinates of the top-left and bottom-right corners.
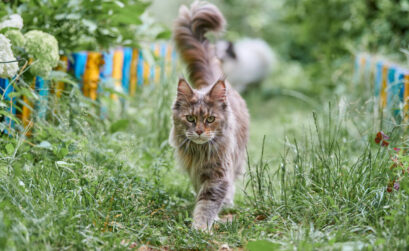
[216, 38, 276, 92]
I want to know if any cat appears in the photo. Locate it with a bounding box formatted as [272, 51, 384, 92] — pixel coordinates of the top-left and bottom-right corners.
[215, 38, 275, 93]
[169, 1, 249, 230]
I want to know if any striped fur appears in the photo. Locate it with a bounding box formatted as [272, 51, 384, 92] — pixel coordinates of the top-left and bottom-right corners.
[173, 1, 225, 89]
[170, 2, 249, 230]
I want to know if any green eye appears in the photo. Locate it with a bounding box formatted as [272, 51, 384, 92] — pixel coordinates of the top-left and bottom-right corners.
[186, 115, 196, 123]
[206, 116, 215, 123]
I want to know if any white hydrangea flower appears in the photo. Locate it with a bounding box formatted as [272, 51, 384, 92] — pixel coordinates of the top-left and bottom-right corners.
[0, 14, 23, 30]
[0, 34, 19, 78]
[24, 30, 59, 78]
[5, 30, 25, 47]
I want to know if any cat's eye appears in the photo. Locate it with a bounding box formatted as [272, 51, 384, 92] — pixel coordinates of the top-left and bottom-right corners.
[186, 115, 196, 123]
[206, 116, 215, 123]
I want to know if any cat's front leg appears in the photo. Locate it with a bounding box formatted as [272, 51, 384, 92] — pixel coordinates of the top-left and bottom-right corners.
[192, 179, 229, 230]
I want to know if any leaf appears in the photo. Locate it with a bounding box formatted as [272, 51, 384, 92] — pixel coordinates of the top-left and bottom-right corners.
[57, 148, 69, 159]
[109, 119, 130, 133]
[155, 30, 171, 40]
[101, 86, 129, 99]
[0, 110, 21, 125]
[5, 143, 14, 155]
[54, 13, 81, 20]
[246, 240, 281, 251]
[82, 19, 98, 33]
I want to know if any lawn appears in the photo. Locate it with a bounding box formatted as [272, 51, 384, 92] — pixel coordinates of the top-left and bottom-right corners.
[1, 64, 408, 250]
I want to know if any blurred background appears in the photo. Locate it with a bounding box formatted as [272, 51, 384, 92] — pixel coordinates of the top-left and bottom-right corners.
[149, 0, 409, 93]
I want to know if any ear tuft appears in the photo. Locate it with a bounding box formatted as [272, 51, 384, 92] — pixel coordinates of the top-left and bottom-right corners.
[208, 80, 226, 101]
[177, 78, 194, 98]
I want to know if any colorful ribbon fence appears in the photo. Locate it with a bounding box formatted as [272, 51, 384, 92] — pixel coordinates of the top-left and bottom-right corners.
[0, 42, 178, 135]
[354, 53, 409, 120]
[71, 42, 177, 100]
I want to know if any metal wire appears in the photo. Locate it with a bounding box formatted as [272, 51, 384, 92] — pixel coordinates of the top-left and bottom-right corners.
[0, 59, 25, 64]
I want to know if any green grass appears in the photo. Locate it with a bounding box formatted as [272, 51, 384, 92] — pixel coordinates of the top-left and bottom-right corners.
[1, 71, 409, 250]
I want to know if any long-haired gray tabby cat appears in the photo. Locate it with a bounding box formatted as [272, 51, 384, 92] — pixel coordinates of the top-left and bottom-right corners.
[169, 1, 249, 230]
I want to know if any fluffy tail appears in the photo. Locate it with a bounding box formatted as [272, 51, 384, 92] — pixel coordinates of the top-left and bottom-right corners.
[174, 1, 225, 89]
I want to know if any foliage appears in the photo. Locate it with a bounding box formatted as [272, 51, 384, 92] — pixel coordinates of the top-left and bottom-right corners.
[218, 0, 409, 94]
[0, 0, 169, 53]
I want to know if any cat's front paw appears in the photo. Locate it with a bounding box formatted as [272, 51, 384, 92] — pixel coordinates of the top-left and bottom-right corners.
[192, 221, 208, 230]
[223, 198, 234, 208]
[192, 219, 213, 231]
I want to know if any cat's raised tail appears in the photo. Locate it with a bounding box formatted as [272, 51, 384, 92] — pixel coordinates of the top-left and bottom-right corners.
[174, 1, 225, 89]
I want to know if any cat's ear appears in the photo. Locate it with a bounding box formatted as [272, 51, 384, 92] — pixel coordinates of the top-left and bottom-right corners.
[177, 78, 194, 99]
[208, 80, 226, 102]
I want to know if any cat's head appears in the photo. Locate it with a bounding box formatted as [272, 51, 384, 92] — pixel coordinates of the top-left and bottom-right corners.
[172, 78, 228, 145]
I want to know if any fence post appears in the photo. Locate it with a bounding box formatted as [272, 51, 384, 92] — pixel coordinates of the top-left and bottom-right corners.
[35, 76, 48, 120]
[160, 43, 167, 82]
[380, 64, 388, 109]
[112, 49, 124, 100]
[130, 49, 138, 96]
[171, 45, 177, 74]
[165, 44, 172, 76]
[374, 61, 383, 97]
[154, 43, 161, 84]
[387, 66, 396, 109]
[72, 52, 88, 83]
[122, 47, 133, 94]
[83, 52, 102, 101]
[404, 73, 409, 120]
[137, 50, 144, 87]
[0, 78, 15, 134]
[55, 55, 68, 98]
[143, 50, 150, 85]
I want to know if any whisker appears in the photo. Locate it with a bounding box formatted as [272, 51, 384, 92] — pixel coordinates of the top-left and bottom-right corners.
[177, 138, 189, 148]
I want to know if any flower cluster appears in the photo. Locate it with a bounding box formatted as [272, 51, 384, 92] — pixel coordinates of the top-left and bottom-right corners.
[375, 131, 409, 193]
[5, 30, 25, 48]
[0, 14, 23, 30]
[0, 13, 60, 79]
[375, 131, 390, 147]
[0, 34, 19, 78]
[24, 30, 59, 78]
[0, 14, 24, 78]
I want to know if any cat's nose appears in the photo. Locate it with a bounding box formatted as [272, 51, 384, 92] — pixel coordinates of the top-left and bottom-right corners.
[196, 130, 203, 135]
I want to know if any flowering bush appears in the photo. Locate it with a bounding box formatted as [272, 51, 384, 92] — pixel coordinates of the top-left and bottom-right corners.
[0, 34, 19, 78]
[0, 12, 60, 79]
[24, 30, 59, 78]
[10, 0, 155, 53]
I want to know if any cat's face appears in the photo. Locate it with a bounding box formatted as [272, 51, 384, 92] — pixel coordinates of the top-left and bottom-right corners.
[172, 79, 228, 145]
